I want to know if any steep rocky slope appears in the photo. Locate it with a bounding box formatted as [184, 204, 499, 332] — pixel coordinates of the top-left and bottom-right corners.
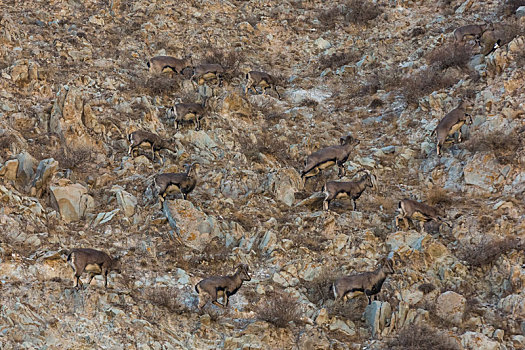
[1, 0, 525, 349]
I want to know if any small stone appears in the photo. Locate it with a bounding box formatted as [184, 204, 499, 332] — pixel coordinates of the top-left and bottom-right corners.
[516, 6, 525, 18]
[315, 308, 329, 325]
[314, 38, 331, 50]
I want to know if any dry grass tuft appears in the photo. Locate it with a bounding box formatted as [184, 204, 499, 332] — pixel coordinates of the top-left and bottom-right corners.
[53, 146, 93, 170]
[401, 67, 459, 105]
[387, 324, 461, 350]
[418, 283, 436, 294]
[145, 287, 192, 314]
[344, 0, 382, 25]
[0, 134, 16, 150]
[319, 0, 381, 29]
[318, 51, 360, 71]
[427, 43, 473, 71]
[257, 291, 302, 328]
[426, 187, 453, 206]
[305, 269, 337, 305]
[499, 0, 525, 15]
[464, 130, 521, 164]
[459, 237, 522, 267]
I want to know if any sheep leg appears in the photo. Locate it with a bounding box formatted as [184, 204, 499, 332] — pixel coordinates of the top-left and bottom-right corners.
[151, 146, 156, 161]
[323, 199, 330, 211]
[87, 272, 96, 286]
[198, 294, 210, 309]
[352, 199, 357, 211]
[74, 272, 83, 289]
[223, 293, 229, 307]
[457, 129, 463, 143]
[337, 162, 346, 177]
[274, 86, 281, 100]
[403, 217, 409, 230]
[395, 214, 402, 229]
[128, 144, 133, 156]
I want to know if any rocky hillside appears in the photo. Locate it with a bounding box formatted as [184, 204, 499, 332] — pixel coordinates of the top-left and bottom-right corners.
[1, 0, 525, 348]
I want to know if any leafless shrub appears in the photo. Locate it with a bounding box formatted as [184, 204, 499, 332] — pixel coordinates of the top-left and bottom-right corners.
[388, 324, 461, 350]
[327, 300, 363, 322]
[344, 0, 382, 25]
[144, 75, 181, 96]
[202, 47, 244, 72]
[318, 51, 360, 71]
[464, 130, 521, 164]
[459, 237, 522, 267]
[418, 283, 436, 294]
[426, 43, 473, 71]
[499, 0, 525, 15]
[305, 270, 337, 305]
[53, 146, 93, 170]
[427, 187, 453, 206]
[146, 287, 192, 314]
[410, 27, 426, 37]
[257, 291, 302, 328]
[0, 134, 16, 150]
[318, 6, 342, 30]
[369, 98, 384, 109]
[402, 67, 458, 105]
[182, 238, 231, 274]
[362, 68, 402, 94]
[300, 99, 319, 108]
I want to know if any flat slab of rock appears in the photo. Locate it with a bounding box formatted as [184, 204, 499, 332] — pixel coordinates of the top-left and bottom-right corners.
[164, 199, 219, 250]
[50, 179, 94, 222]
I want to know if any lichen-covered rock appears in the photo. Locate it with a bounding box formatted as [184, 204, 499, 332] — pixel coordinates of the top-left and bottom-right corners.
[463, 153, 506, 192]
[49, 179, 94, 222]
[30, 158, 58, 197]
[461, 331, 500, 350]
[436, 291, 466, 325]
[264, 167, 302, 206]
[164, 199, 219, 250]
[110, 185, 137, 217]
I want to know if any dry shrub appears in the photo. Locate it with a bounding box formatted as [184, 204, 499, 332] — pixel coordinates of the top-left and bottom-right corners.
[257, 291, 302, 328]
[202, 47, 244, 72]
[388, 324, 460, 350]
[464, 130, 521, 164]
[362, 68, 402, 94]
[426, 187, 452, 206]
[318, 7, 342, 30]
[426, 43, 473, 71]
[300, 99, 319, 108]
[418, 283, 436, 294]
[184, 238, 231, 274]
[0, 134, 16, 150]
[305, 270, 337, 305]
[145, 287, 191, 314]
[410, 26, 425, 37]
[402, 67, 458, 105]
[318, 51, 360, 71]
[328, 300, 363, 322]
[499, 0, 525, 15]
[369, 98, 384, 109]
[142, 75, 181, 96]
[344, 0, 382, 25]
[459, 237, 522, 267]
[53, 146, 93, 170]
